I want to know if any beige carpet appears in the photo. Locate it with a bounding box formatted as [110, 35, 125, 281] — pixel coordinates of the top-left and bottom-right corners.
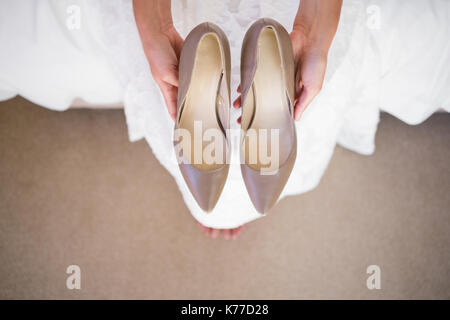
[0, 96, 449, 299]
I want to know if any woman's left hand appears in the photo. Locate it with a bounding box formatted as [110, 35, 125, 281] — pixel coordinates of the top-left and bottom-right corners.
[232, 28, 328, 122]
[233, 0, 342, 122]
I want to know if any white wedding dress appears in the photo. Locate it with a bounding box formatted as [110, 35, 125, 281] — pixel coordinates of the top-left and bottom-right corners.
[1, 0, 449, 228]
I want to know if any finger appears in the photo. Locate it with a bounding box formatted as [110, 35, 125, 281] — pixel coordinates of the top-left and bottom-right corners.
[204, 227, 213, 237]
[223, 229, 231, 240]
[237, 84, 241, 93]
[294, 86, 319, 121]
[161, 66, 179, 87]
[173, 36, 184, 59]
[197, 222, 211, 237]
[295, 79, 303, 98]
[233, 96, 241, 109]
[158, 81, 178, 120]
[233, 224, 247, 239]
[231, 227, 241, 240]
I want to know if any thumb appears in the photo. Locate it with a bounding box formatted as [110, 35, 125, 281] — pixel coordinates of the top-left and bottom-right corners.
[161, 65, 179, 87]
[294, 86, 318, 120]
[158, 80, 178, 121]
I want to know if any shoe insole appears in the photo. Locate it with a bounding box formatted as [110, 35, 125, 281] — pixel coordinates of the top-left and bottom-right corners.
[243, 27, 294, 171]
[179, 33, 227, 171]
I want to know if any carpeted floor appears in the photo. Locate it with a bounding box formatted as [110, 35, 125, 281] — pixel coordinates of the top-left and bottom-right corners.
[0, 96, 449, 299]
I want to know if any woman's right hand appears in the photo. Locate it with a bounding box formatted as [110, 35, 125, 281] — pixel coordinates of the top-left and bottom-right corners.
[233, 0, 342, 122]
[142, 27, 183, 121]
[133, 0, 183, 120]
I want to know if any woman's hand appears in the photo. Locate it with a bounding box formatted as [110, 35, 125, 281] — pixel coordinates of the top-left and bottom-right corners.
[290, 27, 328, 120]
[133, 0, 183, 120]
[143, 27, 183, 121]
[233, 0, 342, 122]
[290, 0, 342, 120]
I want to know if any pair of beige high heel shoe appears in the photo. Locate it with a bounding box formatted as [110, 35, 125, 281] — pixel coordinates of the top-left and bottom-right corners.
[174, 18, 297, 214]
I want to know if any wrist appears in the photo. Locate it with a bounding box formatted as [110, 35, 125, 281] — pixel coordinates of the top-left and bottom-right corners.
[291, 23, 330, 58]
[133, 0, 174, 40]
[292, 0, 342, 56]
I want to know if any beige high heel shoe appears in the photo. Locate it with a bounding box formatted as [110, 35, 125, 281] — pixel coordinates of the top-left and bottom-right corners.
[240, 18, 297, 214]
[174, 23, 231, 212]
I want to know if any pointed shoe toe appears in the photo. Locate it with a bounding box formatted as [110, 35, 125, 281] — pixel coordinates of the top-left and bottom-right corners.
[179, 162, 229, 212]
[241, 143, 296, 214]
